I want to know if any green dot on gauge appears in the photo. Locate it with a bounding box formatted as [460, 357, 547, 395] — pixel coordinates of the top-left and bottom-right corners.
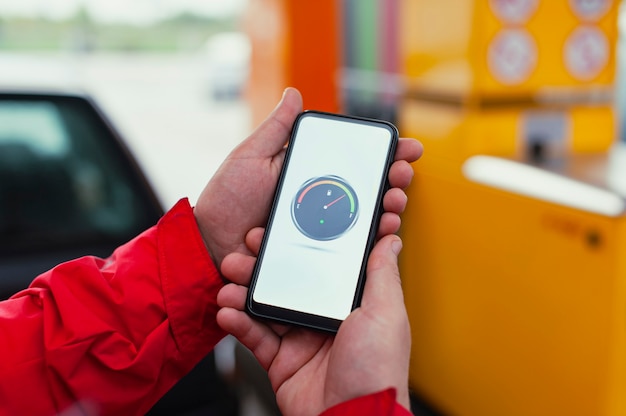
[320, 219, 325, 224]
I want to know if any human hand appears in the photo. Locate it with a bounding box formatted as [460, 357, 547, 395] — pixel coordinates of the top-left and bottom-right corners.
[193, 87, 302, 268]
[214, 122, 421, 413]
[193, 87, 422, 268]
[216, 231, 412, 415]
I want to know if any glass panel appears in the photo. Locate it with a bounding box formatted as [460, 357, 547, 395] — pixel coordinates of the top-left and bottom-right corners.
[0, 101, 69, 156]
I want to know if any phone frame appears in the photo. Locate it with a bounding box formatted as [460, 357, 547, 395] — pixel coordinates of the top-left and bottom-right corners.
[246, 110, 399, 333]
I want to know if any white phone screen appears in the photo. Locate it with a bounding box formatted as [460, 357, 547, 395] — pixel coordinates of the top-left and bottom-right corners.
[251, 113, 395, 322]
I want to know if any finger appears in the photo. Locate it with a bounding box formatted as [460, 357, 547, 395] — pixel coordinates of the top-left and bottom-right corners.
[217, 283, 248, 310]
[361, 234, 405, 308]
[268, 322, 292, 337]
[377, 212, 401, 238]
[388, 160, 415, 190]
[217, 307, 281, 371]
[221, 252, 257, 286]
[245, 227, 265, 256]
[236, 87, 303, 158]
[219, 267, 291, 336]
[395, 138, 423, 163]
[267, 329, 331, 391]
[383, 187, 408, 215]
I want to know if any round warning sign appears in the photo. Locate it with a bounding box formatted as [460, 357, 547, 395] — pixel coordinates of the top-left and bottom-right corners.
[489, 0, 539, 24]
[564, 26, 609, 80]
[488, 29, 537, 84]
[569, 0, 611, 21]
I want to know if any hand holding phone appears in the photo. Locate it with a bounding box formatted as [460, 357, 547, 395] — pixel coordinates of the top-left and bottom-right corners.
[246, 111, 399, 332]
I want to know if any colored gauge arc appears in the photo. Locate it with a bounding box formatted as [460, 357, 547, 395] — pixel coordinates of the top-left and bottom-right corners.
[291, 176, 359, 241]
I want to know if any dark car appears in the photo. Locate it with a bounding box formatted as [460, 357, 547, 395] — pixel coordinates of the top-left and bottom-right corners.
[0, 90, 238, 415]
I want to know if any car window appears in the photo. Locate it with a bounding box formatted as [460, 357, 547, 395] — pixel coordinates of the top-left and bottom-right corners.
[0, 95, 162, 256]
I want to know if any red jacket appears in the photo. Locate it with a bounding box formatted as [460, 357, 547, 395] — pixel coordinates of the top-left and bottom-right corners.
[0, 199, 410, 415]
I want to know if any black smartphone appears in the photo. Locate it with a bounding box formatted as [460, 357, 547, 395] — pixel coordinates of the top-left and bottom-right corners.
[246, 110, 399, 332]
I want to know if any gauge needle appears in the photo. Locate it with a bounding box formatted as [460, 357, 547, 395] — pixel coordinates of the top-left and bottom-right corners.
[324, 194, 346, 209]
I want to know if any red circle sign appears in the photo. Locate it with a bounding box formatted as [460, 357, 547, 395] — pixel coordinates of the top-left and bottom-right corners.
[564, 26, 609, 80]
[488, 29, 538, 84]
[489, 0, 539, 24]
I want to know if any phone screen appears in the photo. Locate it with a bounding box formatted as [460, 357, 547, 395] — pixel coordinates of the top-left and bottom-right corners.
[248, 111, 397, 331]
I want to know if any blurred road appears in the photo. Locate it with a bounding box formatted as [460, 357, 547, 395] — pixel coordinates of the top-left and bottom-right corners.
[0, 51, 253, 209]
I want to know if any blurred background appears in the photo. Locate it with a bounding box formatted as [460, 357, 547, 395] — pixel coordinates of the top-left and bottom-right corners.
[0, 0, 250, 209]
[2, 0, 626, 415]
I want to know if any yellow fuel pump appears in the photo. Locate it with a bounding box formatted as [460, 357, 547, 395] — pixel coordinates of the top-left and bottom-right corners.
[397, 1, 626, 415]
[402, 151, 626, 416]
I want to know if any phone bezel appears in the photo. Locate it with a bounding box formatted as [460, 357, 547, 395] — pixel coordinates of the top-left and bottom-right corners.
[246, 110, 399, 333]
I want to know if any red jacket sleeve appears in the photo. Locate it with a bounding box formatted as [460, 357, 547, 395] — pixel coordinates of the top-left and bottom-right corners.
[0, 198, 226, 416]
[320, 389, 413, 416]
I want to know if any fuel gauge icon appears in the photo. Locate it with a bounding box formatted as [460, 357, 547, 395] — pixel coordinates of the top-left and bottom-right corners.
[292, 175, 359, 241]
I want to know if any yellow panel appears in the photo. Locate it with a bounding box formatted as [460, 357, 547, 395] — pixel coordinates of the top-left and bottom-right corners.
[400, 153, 626, 415]
[466, 106, 520, 156]
[400, 0, 619, 99]
[570, 104, 616, 153]
[397, 99, 467, 158]
[398, 98, 616, 159]
[399, 0, 475, 94]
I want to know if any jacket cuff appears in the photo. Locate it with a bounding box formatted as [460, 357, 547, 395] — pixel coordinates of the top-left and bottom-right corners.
[320, 388, 412, 416]
[157, 198, 227, 355]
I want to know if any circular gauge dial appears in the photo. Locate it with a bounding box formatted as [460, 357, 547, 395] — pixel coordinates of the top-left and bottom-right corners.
[292, 176, 359, 241]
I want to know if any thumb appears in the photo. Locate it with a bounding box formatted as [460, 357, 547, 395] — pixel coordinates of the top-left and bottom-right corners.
[236, 87, 303, 158]
[360, 234, 404, 308]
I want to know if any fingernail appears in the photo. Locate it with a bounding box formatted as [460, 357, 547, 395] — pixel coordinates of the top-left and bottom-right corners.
[272, 89, 288, 111]
[280, 87, 291, 103]
[391, 238, 403, 255]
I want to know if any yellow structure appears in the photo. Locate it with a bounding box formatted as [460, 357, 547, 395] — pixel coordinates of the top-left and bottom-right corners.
[397, 0, 625, 414]
[401, 152, 626, 416]
[400, 98, 615, 162]
[400, 0, 618, 100]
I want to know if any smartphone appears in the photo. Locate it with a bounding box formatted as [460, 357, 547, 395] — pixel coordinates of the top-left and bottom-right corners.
[246, 110, 399, 332]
